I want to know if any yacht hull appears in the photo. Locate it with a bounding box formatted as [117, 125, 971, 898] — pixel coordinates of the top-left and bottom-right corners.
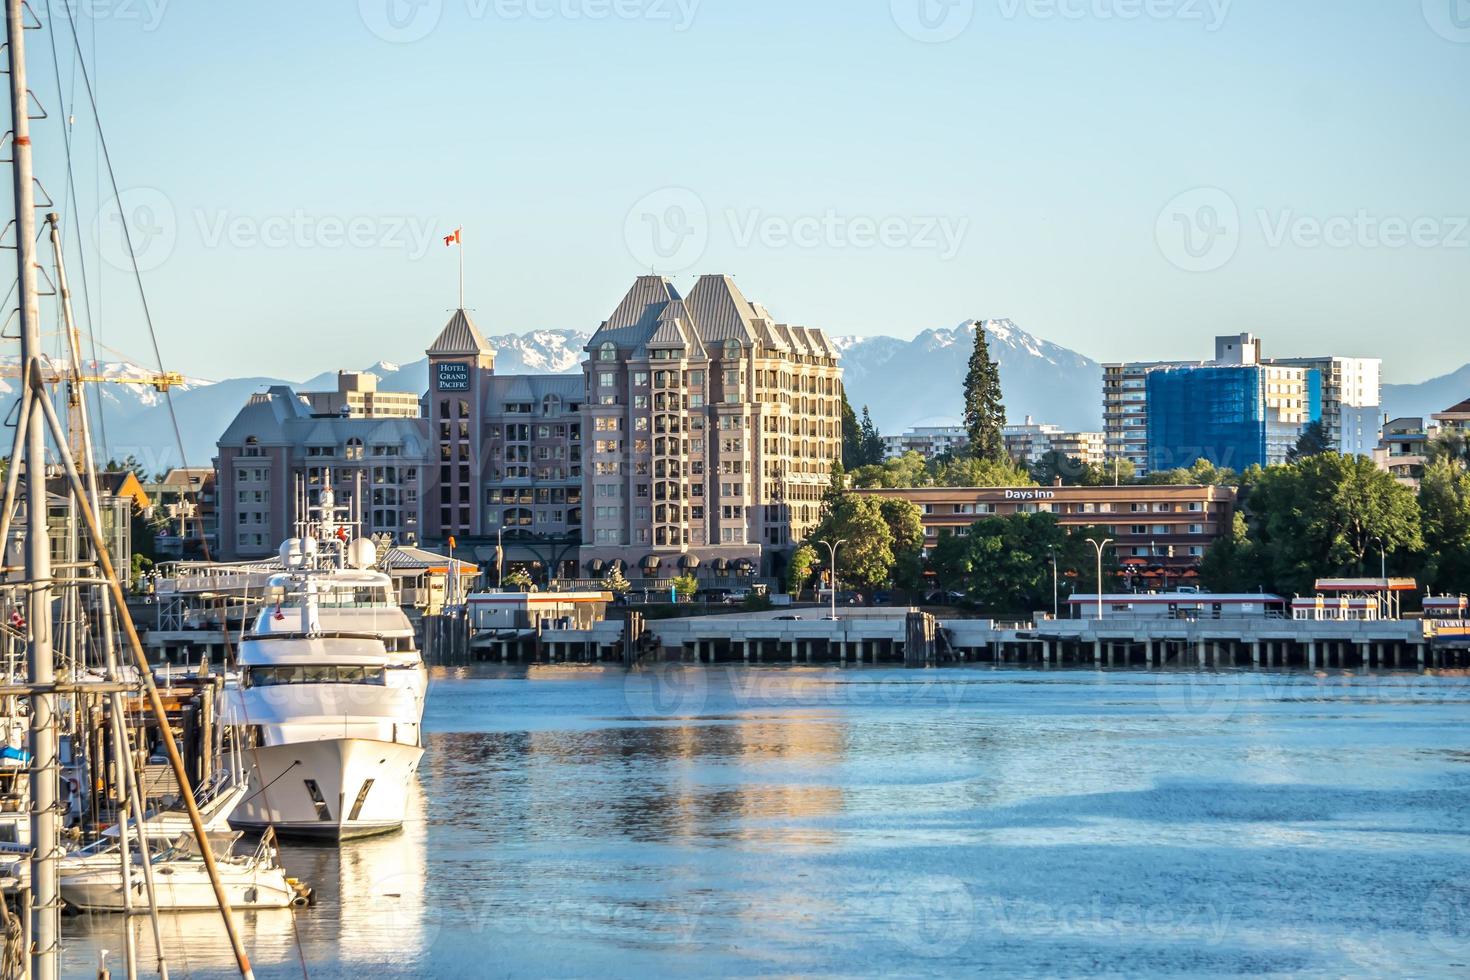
[229, 737, 423, 840]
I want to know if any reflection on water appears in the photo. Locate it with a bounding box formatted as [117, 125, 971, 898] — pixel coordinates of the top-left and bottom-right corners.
[60, 665, 1470, 977]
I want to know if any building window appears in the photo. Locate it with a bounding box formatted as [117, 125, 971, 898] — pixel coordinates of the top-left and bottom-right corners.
[599, 342, 617, 362]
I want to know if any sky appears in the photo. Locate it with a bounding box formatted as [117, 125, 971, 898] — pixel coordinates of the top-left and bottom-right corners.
[14, 0, 1470, 383]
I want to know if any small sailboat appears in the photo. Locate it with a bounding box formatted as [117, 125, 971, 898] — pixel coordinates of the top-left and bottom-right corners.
[60, 830, 307, 912]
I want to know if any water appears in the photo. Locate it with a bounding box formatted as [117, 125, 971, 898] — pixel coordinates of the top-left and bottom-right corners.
[60, 665, 1470, 977]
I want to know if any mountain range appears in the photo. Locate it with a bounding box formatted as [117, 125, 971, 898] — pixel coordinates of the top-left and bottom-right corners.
[4, 323, 1463, 474]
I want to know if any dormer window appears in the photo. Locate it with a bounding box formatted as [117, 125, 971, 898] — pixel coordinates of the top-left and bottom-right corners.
[724, 339, 742, 360]
[598, 342, 617, 362]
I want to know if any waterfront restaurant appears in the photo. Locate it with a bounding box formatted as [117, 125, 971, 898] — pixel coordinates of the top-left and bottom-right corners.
[859, 484, 1237, 574]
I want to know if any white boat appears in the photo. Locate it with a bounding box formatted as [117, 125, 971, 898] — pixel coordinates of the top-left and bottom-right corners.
[60, 831, 302, 912]
[227, 480, 427, 840]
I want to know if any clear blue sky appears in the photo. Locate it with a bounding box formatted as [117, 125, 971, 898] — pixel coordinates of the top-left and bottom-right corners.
[23, 0, 1470, 382]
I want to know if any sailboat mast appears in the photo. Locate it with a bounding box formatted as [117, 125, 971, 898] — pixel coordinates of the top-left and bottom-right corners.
[6, 1, 60, 977]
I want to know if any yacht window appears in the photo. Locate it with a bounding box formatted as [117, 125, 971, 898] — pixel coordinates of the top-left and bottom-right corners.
[348, 779, 375, 822]
[246, 666, 387, 687]
[303, 780, 332, 821]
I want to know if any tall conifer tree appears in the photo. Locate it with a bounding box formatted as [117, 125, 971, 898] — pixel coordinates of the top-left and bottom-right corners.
[963, 321, 1007, 462]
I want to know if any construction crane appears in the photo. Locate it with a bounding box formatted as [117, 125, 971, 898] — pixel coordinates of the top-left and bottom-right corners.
[0, 365, 185, 392]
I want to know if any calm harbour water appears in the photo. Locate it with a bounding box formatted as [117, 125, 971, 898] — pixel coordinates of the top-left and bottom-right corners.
[61, 664, 1470, 978]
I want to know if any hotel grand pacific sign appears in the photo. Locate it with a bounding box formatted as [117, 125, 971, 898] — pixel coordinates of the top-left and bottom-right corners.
[436, 361, 471, 392]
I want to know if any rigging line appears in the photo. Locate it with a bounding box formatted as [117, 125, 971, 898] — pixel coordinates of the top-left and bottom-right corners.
[58, 3, 209, 557]
[43, 0, 109, 463]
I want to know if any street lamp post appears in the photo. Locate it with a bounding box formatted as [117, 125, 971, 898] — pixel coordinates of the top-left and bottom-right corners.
[1371, 536, 1387, 579]
[496, 525, 507, 590]
[817, 539, 847, 620]
[1048, 547, 1059, 620]
[1087, 538, 1114, 621]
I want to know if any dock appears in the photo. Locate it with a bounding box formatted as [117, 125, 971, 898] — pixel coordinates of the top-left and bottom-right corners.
[444, 606, 1470, 670]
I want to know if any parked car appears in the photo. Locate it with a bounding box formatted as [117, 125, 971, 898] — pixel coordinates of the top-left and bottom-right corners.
[774, 614, 803, 621]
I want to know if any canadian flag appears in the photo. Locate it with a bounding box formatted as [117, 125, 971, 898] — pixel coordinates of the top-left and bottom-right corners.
[272, 605, 285, 622]
[8, 610, 24, 631]
[443, 228, 461, 247]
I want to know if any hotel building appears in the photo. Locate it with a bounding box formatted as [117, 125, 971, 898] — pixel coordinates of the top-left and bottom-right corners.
[860, 483, 1238, 570]
[422, 309, 584, 578]
[577, 274, 843, 580]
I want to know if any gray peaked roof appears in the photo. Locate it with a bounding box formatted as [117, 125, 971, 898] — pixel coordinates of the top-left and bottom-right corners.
[427, 308, 492, 357]
[683, 274, 760, 346]
[587, 274, 835, 359]
[217, 386, 426, 455]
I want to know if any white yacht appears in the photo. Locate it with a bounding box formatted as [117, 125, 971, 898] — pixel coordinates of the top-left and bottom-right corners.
[227, 483, 428, 840]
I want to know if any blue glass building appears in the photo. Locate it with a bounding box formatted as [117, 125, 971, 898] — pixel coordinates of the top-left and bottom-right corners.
[1146, 365, 1322, 472]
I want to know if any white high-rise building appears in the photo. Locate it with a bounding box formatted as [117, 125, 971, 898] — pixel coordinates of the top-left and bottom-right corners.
[1270, 356, 1381, 457]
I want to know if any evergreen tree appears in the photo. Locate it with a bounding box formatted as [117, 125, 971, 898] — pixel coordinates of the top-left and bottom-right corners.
[962, 321, 1007, 462]
[840, 387, 863, 469]
[858, 406, 884, 466]
[1287, 420, 1331, 463]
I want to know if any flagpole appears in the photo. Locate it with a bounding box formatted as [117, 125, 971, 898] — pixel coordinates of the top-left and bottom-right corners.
[458, 227, 464, 310]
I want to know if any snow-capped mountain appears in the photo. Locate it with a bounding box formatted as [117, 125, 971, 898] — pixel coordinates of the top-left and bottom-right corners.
[0, 323, 1106, 471]
[836, 319, 1102, 434]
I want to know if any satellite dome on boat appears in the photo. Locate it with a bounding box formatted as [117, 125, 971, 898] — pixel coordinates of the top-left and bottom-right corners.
[347, 537, 377, 570]
[279, 537, 319, 568]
